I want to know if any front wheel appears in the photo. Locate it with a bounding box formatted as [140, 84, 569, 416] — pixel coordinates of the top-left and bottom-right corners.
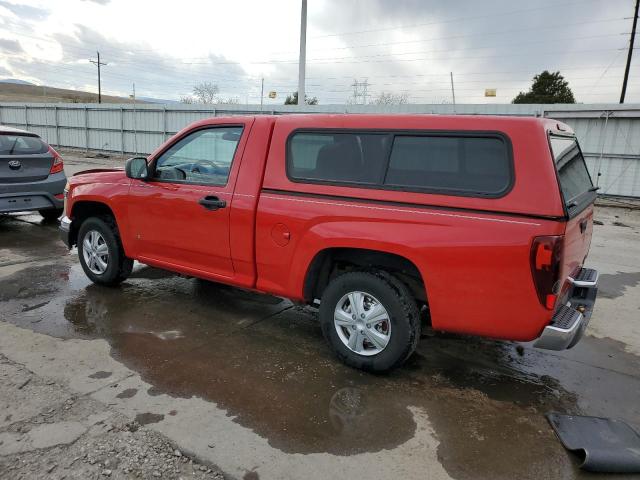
[77, 216, 133, 286]
[319, 271, 421, 372]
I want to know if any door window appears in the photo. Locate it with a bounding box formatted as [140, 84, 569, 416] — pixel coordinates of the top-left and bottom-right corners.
[153, 126, 243, 185]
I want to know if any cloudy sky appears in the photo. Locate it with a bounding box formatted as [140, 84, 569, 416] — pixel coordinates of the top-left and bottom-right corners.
[0, 0, 637, 104]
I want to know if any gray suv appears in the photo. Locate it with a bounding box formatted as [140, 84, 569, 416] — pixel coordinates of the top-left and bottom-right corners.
[0, 126, 66, 221]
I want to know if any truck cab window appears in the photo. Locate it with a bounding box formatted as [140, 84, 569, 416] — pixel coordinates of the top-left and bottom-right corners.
[153, 126, 243, 185]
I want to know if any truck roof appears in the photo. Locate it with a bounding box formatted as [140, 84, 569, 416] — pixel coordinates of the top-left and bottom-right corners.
[207, 114, 574, 134]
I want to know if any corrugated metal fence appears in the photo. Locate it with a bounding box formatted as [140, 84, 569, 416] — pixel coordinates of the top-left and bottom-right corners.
[1, 102, 639, 197]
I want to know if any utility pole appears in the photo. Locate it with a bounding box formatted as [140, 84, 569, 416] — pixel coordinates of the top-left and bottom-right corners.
[620, 0, 639, 104]
[449, 72, 456, 113]
[260, 77, 264, 112]
[297, 0, 307, 105]
[132, 83, 137, 155]
[450, 72, 456, 111]
[89, 51, 107, 104]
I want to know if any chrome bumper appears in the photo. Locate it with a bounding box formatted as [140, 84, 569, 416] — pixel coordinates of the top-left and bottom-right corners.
[59, 215, 72, 248]
[534, 268, 598, 351]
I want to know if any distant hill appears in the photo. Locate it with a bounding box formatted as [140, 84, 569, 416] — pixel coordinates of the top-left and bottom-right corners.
[0, 81, 145, 104]
[0, 78, 36, 86]
[137, 96, 180, 104]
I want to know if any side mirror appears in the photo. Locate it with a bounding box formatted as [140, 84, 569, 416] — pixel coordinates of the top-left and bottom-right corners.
[125, 157, 149, 180]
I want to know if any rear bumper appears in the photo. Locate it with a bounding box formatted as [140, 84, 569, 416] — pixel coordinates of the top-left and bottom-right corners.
[534, 268, 598, 350]
[0, 173, 66, 213]
[0, 192, 64, 213]
[59, 215, 72, 249]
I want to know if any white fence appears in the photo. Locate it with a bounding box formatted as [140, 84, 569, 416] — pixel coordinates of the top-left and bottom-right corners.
[1, 102, 639, 197]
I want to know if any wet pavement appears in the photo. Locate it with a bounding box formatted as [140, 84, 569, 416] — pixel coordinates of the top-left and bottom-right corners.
[1, 207, 640, 479]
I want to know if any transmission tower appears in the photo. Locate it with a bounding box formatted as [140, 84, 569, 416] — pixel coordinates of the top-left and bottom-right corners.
[351, 79, 370, 105]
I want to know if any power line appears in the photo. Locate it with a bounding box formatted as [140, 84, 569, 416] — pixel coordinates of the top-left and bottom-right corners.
[110, 31, 627, 67]
[2, 16, 627, 68]
[310, 0, 624, 39]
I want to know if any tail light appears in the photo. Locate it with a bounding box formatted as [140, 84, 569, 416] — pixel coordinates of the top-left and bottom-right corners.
[530, 235, 564, 310]
[48, 146, 64, 174]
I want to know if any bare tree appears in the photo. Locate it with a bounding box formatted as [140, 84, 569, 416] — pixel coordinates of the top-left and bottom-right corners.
[284, 91, 318, 105]
[191, 81, 220, 104]
[180, 82, 240, 105]
[373, 91, 409, 105]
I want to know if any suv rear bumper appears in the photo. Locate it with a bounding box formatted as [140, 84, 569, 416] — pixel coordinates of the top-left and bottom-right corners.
[534, 268, 598, 350]
[0, 173, 66, 214]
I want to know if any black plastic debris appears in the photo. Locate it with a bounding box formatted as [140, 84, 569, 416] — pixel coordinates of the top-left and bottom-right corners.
[547, 413, 640, 473]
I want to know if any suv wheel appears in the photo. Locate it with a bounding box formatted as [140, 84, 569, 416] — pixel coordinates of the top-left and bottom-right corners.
[39, 208, 63, 222]
[319, 271, 421, 372]
[77, 216, 133, 286]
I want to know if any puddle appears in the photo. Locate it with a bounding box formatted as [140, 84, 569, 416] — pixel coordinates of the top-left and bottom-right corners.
[2, 215, 640, 479]
[135, 412, 165, 426]
[115, 388, 138, 399]
[598, 271, 640, 299]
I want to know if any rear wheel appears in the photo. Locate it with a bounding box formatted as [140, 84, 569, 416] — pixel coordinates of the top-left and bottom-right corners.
[39, 208, 63, 222]
[77, 216, 133, 286]
[319, 271, 421, 372]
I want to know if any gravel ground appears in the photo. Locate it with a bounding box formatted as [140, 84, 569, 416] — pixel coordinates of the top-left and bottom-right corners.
[0, 354, 226, 480]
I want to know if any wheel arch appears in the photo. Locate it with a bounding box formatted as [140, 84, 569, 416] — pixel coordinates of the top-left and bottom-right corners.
[69, 200, 118, 247]
[302, 247, 428, 306]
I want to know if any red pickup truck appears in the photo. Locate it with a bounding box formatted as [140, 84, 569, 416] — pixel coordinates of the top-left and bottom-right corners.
[60, 114, 598, 372]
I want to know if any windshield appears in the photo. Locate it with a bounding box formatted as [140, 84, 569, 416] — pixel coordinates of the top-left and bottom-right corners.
[549, 135, 593, 206]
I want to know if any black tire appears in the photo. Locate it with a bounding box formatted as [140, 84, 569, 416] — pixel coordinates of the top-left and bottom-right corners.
[39, 208, 63, 222]
[319, 271, 421, 373]
[77, 216, 133, 286]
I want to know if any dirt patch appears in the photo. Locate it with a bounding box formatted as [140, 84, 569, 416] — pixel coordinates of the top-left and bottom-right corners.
[0, 354, 225, 479]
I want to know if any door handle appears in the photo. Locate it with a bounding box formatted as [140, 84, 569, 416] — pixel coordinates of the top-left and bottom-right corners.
[579, 219, 588, 234]
[198, 195, 227, 211]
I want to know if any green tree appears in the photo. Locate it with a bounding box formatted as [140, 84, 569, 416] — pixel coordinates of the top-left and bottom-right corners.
[284, 91, 318, 105]
[512, 71, 576, 104]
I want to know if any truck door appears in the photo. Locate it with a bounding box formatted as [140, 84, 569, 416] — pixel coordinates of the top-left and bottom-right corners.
[127, 121, 252, 280]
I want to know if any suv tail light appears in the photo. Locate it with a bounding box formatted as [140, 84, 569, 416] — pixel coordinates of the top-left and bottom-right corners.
[48, 146, 64, 174]
[530, 235, 564, 310]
